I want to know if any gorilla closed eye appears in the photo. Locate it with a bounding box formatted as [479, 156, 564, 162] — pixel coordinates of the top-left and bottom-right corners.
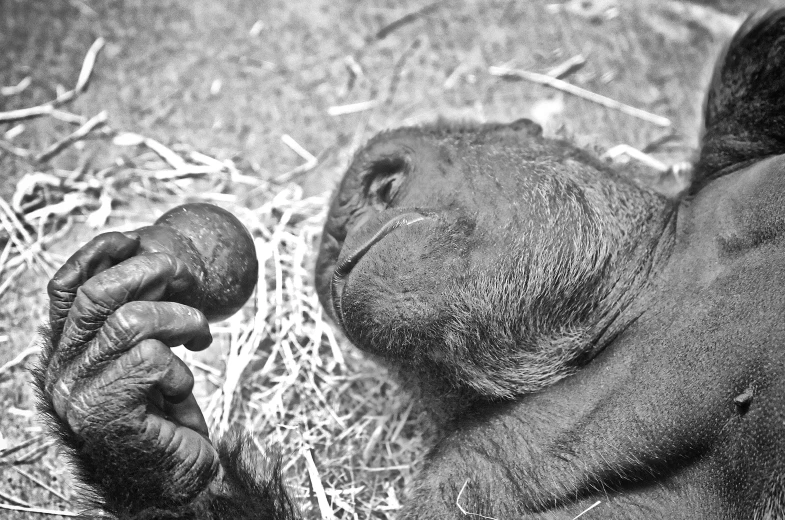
[366, 156, 407, 207]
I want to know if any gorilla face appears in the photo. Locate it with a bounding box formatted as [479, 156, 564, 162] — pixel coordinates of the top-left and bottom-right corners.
[315, 120, 668, 398]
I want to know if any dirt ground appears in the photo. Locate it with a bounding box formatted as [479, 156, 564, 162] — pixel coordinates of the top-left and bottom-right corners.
[0, 0, 781, 518]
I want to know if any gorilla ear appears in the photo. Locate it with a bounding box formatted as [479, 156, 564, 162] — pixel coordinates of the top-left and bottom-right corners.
[694, 9, 785, 193]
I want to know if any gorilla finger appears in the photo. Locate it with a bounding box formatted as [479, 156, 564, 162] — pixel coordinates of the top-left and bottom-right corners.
[56, 339, 190, 433]
[45, 301, 209, 410]
[155, 346, 196, 403]
[141, 413, 220, 498]
[92, 301, 211, 365]
[56, 253, 197, 361]
[160, 393, 210, 438]
[47, 232, 140, 343]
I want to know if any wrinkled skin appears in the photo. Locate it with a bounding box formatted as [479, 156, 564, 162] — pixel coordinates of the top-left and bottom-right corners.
[33, 9, 785, 519]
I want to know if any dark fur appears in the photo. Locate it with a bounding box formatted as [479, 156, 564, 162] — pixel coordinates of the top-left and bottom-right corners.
[33, 327, 298, 519]
[695, 9, 785, 191]
[34, 9, 785, 519]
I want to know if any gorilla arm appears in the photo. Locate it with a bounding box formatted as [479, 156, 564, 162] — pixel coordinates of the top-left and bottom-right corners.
[33, 232, 298, 519]
[400, 317, 739, 519]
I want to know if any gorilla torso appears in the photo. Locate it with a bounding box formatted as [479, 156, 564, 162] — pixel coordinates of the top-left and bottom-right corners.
[312, 123, 785, 519]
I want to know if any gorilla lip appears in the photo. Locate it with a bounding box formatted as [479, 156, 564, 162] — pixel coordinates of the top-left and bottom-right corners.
[330, 212, 427, 330]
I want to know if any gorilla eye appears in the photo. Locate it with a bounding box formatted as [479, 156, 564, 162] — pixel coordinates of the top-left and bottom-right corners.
[367, 157, 407, 208]
[376, 177, 397, 203]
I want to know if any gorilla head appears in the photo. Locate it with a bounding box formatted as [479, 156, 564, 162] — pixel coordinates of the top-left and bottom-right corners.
[315, 120, 670, 398]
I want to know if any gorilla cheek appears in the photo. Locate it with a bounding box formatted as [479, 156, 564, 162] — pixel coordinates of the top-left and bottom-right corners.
[339, 232, 464, 357]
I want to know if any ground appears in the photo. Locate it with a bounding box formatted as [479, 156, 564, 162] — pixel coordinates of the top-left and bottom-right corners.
[0, 0, 779, 518]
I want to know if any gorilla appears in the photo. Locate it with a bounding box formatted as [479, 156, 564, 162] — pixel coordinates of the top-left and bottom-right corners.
[32, 9, 785, 519]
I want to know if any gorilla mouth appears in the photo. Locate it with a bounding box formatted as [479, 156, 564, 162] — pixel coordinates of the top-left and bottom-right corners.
[330, 212, 427, 331]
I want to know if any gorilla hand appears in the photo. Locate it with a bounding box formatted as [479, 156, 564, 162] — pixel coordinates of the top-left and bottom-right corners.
[34, 231, 219, 515]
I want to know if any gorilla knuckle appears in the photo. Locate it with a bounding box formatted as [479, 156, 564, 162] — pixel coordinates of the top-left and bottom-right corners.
[107, 301, 155, 343]
[50, 378, 74, 424]
[46, 278, 74, 301]
[75, 281, 122, 317]
[140, 251, 180, 274]
[63, 393, 94, 435]
[132, 340, 172, 369]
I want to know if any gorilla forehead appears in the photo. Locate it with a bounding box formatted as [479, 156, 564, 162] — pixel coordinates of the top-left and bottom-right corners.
[352, 119, 607, 192]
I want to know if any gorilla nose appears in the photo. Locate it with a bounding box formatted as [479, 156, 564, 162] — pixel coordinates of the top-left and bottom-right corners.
[330, 212, 427, 330]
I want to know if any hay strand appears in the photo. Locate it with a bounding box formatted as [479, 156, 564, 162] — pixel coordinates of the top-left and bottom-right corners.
[304, 447, 335, 520]
[490, 65, 672, 127]
[1, 76, 32, 97]
[34, 110, 108, 163]
[0, 38, 104, 124]
[0, 503, 78, 517]
[327, 100, 379, 116]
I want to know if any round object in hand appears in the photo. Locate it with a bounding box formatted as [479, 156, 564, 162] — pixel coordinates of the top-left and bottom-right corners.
[135, 203, 258, 322]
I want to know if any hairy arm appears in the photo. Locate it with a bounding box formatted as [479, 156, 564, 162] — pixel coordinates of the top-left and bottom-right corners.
[32, 232, 298, 519]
